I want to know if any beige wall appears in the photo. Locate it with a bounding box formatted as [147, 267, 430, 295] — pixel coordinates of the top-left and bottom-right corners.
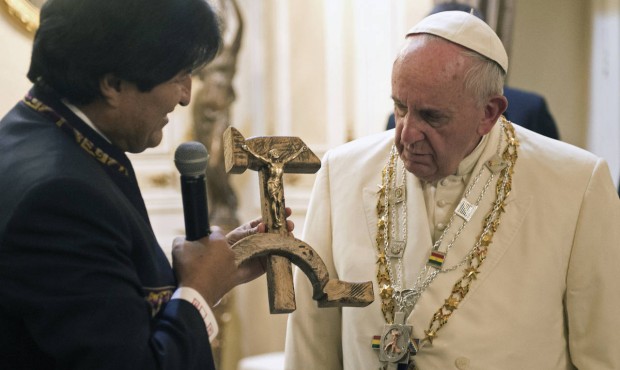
[587, 0, 620, 183]
[508, 0, 591, 147]
[0, 8, 33, 115]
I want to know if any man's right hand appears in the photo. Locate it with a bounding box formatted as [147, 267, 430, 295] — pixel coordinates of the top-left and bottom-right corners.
[171, 208, 295, 307]
[172, 227, 240, 307]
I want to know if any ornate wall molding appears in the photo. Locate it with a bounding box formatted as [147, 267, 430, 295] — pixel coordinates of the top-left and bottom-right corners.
[2, 0, 39, 33]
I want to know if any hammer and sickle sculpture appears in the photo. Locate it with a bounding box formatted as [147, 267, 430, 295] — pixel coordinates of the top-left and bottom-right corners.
[223, 127, 374, 313]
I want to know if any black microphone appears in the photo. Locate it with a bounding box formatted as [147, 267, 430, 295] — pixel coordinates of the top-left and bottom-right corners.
[174, 141, 211, 241]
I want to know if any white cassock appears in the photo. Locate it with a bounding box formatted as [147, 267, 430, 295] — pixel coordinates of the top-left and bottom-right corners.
[284, 119, 620, 370]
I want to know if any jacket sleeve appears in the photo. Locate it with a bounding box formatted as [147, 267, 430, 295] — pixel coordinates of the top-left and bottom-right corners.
[0, 177, 214, 370]
[531, 97, 560, 140]
[566, 158, 620, 369]
[284, 152, 343, 370]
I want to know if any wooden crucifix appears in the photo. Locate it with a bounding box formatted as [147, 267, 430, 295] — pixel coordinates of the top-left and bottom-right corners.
[223, 127, 374, 313]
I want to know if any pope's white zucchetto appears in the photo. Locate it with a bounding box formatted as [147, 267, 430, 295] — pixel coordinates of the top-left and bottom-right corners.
[406, 10, 508, 74]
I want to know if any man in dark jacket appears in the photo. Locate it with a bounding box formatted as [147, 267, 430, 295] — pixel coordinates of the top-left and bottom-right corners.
[0, 0, 271, 368]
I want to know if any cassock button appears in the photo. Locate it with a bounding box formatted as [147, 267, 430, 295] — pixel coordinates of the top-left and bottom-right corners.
[455, 357, 470, 369]
[436, 223, 446, 231]
[437, 199, 448, 207]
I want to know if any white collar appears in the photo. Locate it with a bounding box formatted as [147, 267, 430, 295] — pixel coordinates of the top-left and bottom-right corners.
[61, 100, 112, 144]
[455, 132, 489, 177]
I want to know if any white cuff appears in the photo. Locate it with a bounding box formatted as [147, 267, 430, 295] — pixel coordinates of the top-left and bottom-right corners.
[171, 287, 219, 342]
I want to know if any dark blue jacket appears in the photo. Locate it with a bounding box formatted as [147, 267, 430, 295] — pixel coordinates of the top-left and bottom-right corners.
[0, 86, 215, 370]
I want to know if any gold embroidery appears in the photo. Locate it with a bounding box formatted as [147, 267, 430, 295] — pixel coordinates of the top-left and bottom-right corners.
[144, 287, 175, 317]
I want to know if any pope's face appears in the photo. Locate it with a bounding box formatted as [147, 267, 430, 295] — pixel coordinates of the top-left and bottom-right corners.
[392, 37, 492, 183]
[110, 71, 192, 153]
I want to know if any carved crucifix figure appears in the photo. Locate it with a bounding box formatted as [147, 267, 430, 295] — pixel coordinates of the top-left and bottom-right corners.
[223, 127, 375, 314]
[241, 145, 307, 229]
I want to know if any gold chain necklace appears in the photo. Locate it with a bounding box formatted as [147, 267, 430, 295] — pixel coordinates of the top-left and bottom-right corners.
[374, 117, 519, 346]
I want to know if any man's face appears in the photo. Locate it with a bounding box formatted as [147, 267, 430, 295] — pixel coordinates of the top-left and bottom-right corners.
[112, 71, 192, 153]
[391, 37, 492, 183]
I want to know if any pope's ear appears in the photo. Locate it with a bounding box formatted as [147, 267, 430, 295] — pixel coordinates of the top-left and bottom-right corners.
[478, 95, 508, 136]
[99, 74, 123, 106]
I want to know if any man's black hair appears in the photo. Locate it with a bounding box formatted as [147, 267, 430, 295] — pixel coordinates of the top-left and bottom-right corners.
[28, 0, 222, 105]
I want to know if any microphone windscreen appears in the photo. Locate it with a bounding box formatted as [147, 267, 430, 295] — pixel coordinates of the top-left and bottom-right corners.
[174, 141, 209, 177]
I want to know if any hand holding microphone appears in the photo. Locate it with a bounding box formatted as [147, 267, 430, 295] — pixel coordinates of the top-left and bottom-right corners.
[173, 141, 230, 306]
[172, 141, 267, 306]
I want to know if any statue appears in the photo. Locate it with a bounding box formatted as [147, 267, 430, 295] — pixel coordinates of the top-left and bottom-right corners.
[192, 0, 243, 230]
[191, 1, 243, 369]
